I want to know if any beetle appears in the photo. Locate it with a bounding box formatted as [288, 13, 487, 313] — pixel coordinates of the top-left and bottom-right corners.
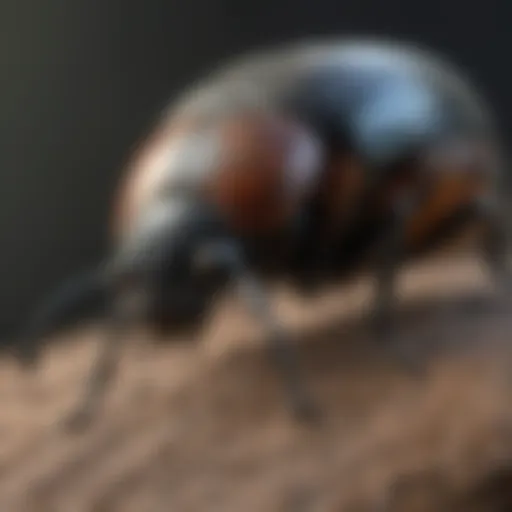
[18, 37, 510, 430]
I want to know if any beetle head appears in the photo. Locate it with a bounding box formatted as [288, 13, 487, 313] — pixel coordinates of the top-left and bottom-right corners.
[113, 197, 242, 335]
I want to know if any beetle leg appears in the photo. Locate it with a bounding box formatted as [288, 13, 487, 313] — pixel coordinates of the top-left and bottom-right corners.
[63, 290, 145, 432]
[371, 194, 417, 340]
[191, 239, 318, 421]
[235, 270, 319, 422]
[476, 193, 512, 300]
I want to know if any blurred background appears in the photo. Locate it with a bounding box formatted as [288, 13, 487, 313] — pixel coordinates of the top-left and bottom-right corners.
[1, 0, 511, 340]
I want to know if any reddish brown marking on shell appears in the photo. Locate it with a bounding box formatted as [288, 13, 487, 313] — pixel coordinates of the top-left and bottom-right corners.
[110, 109, 321, 241]
[204, 113, 316, 234]
[405, 166, 489, 250]
[368, 140, 496, 252]
[404, 140, 496, 250]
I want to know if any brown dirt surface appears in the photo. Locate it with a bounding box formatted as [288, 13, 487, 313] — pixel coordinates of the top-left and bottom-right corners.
[2, 254, 512, 512]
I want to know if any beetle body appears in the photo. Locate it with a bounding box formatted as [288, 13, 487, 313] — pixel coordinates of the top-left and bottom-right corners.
[114, 39, 502, 285]
[21, 38, 509, 428]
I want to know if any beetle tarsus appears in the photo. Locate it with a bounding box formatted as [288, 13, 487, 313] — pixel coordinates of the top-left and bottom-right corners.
[268, 330, 320, 424]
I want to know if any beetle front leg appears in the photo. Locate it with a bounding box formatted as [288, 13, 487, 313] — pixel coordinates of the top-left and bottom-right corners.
[371, 195, 416, 340]
[196, 240, 319, 422]
[370, 193, 429, 375]
[235, 271, 319, 423]
[63, 291, 144, 432]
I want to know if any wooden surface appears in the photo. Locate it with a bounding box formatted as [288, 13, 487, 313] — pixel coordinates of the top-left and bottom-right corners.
[1, 254, 512, 511]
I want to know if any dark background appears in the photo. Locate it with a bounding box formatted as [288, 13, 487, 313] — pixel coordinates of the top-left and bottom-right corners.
[1, 0, 510, 339]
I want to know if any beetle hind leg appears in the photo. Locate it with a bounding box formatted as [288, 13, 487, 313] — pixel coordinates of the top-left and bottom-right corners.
[476, 193, 512, 304]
